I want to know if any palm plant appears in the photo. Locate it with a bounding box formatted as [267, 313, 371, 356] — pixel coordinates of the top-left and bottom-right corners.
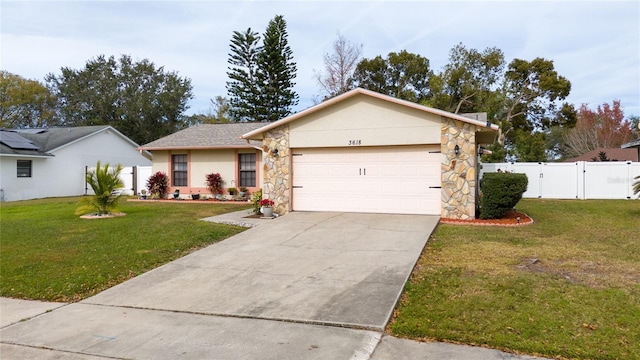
[76, 161, 124, 215]
[633, 175, 640, 197]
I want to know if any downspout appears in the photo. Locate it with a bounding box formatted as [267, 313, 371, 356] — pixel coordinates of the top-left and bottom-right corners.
[246, 141, 264, 152]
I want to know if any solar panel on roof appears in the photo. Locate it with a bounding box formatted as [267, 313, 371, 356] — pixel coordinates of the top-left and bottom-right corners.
[0, 131, 40, 150]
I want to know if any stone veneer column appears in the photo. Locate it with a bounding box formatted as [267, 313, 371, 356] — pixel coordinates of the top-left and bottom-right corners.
[262, 125, 290, 215]
[441, 118, 476, 220]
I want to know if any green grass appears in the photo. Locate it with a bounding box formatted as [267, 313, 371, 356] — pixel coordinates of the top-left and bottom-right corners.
[390, 199, 640, 360]
[0, 197, 251, 302]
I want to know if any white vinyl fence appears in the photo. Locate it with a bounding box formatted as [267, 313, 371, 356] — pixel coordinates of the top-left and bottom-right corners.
[481, 161, 640, 200]
[85, 166, 152, 196]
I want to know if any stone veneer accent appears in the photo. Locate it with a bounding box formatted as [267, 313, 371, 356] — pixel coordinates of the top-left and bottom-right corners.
[262, 125, 291, 215]
[441, 117, 477, 220]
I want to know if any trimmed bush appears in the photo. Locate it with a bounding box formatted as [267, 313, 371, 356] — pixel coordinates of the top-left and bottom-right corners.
[479, 172, 528, 219]
[147, 171, 169, 198]
[205, 173, 224, 195]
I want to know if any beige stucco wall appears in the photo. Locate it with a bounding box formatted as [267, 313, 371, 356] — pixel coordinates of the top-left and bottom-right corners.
[189, 149, 236, 192]
[150, 149, 261, 197]
[289, 94, 441, 148]
[151, 150, 170, 175]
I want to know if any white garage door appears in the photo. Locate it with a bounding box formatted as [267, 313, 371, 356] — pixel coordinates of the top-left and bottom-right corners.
[292, 145, 441, 215]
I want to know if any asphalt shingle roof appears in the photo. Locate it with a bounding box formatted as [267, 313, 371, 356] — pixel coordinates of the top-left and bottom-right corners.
[0, 126, 112, 157]
[140, 123, 266, 150]
[566, 147, 639, 162]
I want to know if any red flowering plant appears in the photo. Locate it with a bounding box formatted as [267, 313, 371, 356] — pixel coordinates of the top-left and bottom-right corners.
[260, 198, 274, 207]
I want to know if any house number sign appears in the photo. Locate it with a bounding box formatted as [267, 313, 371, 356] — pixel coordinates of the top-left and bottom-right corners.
[348, 140, 362, 146]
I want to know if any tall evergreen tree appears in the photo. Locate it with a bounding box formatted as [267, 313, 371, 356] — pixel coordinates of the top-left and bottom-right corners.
[226, 15, 298, 122]
[256, 15, 299, 122]
[226, 29, 262, 122]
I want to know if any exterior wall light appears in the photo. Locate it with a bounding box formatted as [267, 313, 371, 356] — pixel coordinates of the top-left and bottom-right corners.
[272, 148, 279, 157]
[454, 144, 460, 156]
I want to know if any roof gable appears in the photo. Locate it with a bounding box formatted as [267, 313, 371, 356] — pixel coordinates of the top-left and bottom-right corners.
[242, 88, 499, 140]
[139, 123, 265, 150]
[1, 126, 125, 157]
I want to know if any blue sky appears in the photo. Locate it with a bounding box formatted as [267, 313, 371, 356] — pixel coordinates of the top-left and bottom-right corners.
[2, 1, 639, 118]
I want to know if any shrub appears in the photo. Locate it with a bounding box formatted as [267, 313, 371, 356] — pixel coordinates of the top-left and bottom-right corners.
[147, 171, 169, 198]
[76, 161, 124, 215]
[205, 173, 224, 195]
[633, 175, 640, 196]
[479, 172, 528, 219]
[250, 189, 263, 215]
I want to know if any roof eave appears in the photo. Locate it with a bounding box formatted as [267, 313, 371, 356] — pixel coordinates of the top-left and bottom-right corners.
[138, 144, 260, 151]
[0, 153, 54, 158]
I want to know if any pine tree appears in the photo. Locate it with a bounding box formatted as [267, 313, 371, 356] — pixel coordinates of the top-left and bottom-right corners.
[226, 28, 262, 122]
[256, 15, 299, 122]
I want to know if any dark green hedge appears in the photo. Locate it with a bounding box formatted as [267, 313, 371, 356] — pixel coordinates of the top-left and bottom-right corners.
[479, 172, 528, 219]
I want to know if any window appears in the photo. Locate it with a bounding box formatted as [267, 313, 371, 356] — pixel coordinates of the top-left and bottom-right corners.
[172, 154, 187, 186]
[239, 153, 256, 187]
[17, 160, 32, 178]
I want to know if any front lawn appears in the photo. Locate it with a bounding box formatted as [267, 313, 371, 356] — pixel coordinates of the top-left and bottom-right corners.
[390, 199, 640, 360]
[0, 197, 251, 302]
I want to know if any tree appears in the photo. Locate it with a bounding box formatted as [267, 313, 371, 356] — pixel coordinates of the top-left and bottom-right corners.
[256, 15, 299, 122]
[0, 71, 57, 128]
[76, 161, 124, 215]
[562, 100, 633, 158]
[500, 58, 574, 142]
[426, 43, 505, 115]
[226, 28, 262, 122]
[208, 96, 231, 123]
[353, 50, 432, 102]
[313, 33, 362, 100]
[184, 96, 231, 126]
[226, 15, 298, 123]
[485, 57, 576, 161]
[46, 55, 193, 145]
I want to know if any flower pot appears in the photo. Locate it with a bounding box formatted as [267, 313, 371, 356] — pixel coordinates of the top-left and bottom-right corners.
[262, 206, 274, 218]
[191, 194, 200, 200]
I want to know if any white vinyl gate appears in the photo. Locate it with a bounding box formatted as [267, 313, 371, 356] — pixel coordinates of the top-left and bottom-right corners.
[482, 161, 640, 200]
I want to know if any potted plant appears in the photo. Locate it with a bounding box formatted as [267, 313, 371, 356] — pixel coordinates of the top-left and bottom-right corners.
[260, 198, 275, 218]
[191, 191, 200, 200]
[140, 189, 147, 200]
[228, 187, 237, 196]
[173, 188, 180, 199]
[239, 186, 248, 198]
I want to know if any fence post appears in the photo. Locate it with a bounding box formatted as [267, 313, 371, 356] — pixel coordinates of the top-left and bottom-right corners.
[132, 166, 138, 195]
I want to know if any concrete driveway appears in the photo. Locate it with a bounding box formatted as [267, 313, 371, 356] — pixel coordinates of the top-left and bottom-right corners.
[1, 211, 439, 359]
[84, 211, 438, 330]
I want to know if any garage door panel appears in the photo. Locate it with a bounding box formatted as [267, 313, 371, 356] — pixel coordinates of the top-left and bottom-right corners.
[292, 146, 441, 215]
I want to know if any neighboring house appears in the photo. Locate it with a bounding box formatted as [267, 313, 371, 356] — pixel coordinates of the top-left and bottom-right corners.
[138, 123, 265, 197]
[242, 88, 499, 220]
[566, 147, 639, 162]
[0, 126, 151, 202]
[621, 139, 640, 162]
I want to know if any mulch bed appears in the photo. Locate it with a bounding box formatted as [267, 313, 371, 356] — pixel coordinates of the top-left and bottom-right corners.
[440, 209, 533, 227]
